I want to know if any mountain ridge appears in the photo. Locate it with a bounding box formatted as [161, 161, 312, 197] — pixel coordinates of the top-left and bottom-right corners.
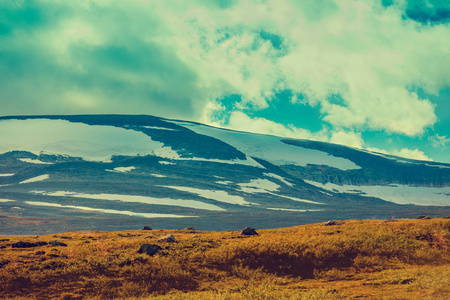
[0, 114, 448, 234]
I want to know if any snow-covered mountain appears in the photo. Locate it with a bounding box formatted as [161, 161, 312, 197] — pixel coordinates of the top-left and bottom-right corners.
[0, 115, 449, 234]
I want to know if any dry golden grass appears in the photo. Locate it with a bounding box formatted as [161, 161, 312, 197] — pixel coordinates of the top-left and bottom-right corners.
[0, 218, 449, 299]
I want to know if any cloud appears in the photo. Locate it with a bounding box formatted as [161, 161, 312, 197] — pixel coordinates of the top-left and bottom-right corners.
[391, 148, 433, 161]
[214, 111, 366, 150]
[0, 0, 449, 153]
[221, 111, 323, 140]
[330, 131, 364, 149]
[429, 134, 450, 147]
[165, 0, 447, 136]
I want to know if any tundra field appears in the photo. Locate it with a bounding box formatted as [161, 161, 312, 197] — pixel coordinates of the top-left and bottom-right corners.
[1, 218, 449, 299]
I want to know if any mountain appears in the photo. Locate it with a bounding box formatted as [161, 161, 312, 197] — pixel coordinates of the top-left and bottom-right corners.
[0, 114, 449, 234]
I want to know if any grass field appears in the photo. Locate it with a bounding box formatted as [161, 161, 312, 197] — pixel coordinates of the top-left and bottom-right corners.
[1, 218, 449, 299]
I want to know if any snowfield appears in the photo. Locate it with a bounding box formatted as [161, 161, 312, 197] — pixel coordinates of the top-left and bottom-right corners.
[19, 158, 54, 165]
[19, 174, 49, 184]
[305, 180, 450, 206]
[182, 122, 361, 170]
[31, 190, 226, 211]
[107, 166, 136, 173]
[162, 186, 256, 206]
[25, 201, 194, 218]
[0, 119, 180, 162]
[0, 199, 15, 202]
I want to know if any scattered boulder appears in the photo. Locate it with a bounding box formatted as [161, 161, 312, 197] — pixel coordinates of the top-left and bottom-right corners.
[443, 216, 450, 219]
[417, 215, 431, 220]
[142, 226, 152, 230]
[49, 240, 67, 247]
[35, 251, 46, 255]
[138, 244, 162, 256]
[324, 220, 338, 226]
[158, 234, 176, 243]
[241, 227, 258, 236]
[185, 227, 196, 231]
[0, 245, 6, 249]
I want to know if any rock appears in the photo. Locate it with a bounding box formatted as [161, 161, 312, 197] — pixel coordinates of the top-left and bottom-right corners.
[417, 215, 431, 220]
[49, 240, 67, 247]
[0, 245, 6, 249]
[241, 227, 258, 236]
[158, 234, 176, 243]
[184, 227, 196, 231]
[142, 226, 152, 230]
[324, 220, 338, 226]
[400, 279, 413, 285]
[138, 244, 162, 256]
[443, 216, 450, 219]
[35, 251, 46, 255]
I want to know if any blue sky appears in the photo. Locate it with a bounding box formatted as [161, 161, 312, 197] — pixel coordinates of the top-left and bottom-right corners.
[0, 0, 449, 163]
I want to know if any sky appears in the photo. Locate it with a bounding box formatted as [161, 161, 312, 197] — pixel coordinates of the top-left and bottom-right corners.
[1, 0, 449, 163]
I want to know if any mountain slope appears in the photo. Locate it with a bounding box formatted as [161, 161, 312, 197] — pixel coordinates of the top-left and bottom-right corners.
[0, 115, 448, 234]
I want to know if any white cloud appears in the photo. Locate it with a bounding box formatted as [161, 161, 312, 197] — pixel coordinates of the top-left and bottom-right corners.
[173, 0, 447, 136]
[222, 111, 323, 141]
[330, 130, 364, 148]
[429, 134, 450, 147]
[391, 148, 433, 161]
[1, 0, 449, 139]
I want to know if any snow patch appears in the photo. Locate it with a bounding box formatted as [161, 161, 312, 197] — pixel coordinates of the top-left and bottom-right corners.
[19, 158, 54, 165]
[264, 173, 293, 186]
[31, 190, 225, 211]
[188, 156, 263, 167]
[266, 207, 324, 212]
[162, 186, 256, 206]
[0, 173, 14, 177]
[107, 166, 136, 173]
[20, 174, 49, 184]
[150, 174, 167, 178]
[238, 178, 323, 204]
[141, 126, 178, 131]
[0, 199, 15, 202]
[25, 201, 194, 218]
[304, 180, 450, 206]
[159, 161, 176, 165]
[239, 179, 281, 194]
[215, 181, 234, 185]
